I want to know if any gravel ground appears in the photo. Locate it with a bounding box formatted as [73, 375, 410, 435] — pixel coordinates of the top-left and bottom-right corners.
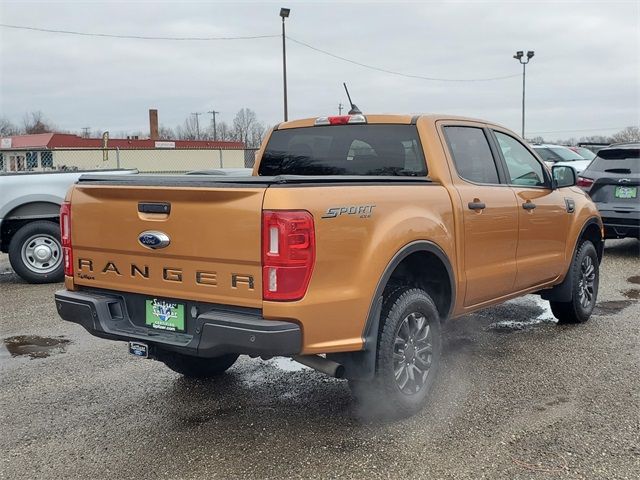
[1, 240, 639, 479]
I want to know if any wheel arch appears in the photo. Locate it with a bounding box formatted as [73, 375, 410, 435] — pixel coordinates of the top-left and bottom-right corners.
[540, 216, 603, 303]
[1, 200, 62, 252]
[328, 240, 455, 380]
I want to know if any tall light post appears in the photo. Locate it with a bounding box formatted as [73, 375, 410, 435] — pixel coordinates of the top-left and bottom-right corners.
[280, 7, 290, 121]
[513, 50, 534, 139]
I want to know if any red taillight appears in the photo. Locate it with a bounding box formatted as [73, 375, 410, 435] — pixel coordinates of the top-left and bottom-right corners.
[60, 201, 73, 276]
[262, 210, 315, 301]
[577, 176, 594, 190]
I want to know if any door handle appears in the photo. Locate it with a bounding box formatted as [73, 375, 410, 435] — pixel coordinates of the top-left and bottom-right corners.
[522, 201, 537, 210]
[468, 200, 486, 211]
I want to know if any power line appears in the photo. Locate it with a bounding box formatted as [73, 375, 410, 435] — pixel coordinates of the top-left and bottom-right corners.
[0, 23, 279, 41]
[287, 36, 521, 82]
[529, 126, 632, 134]
[1, 22, 523, 82]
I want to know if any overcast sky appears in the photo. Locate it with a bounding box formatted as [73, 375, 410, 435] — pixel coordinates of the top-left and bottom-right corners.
[0, 0, 638, 139]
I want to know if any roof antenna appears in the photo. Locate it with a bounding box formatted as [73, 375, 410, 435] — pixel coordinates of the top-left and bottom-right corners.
[343, 83, 362, 115]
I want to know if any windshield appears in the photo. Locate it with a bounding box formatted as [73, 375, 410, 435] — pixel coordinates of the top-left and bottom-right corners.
[549, 147, 585, 161]
[258, 124, 427, 176]
[572, 147, 596, 160]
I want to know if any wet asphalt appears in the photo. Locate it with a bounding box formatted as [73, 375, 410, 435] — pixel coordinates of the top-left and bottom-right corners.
[0, 239, 639, 480]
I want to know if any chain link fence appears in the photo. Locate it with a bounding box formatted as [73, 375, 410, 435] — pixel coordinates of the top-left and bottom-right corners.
[0, 147, 259, 174]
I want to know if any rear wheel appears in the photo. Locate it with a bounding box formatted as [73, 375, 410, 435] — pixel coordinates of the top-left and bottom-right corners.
[349, 287, 442, 418]
[161, 352, 239, 378]
[8, 221, 63, 284]
[550, 240, 599, 324]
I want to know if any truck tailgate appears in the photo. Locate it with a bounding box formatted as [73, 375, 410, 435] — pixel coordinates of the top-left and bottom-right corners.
[69, 182, 266, 308]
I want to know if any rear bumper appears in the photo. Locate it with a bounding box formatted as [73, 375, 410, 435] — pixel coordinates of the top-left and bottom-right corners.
[598, 208, 640, 239]
[55, 289, 301, 358]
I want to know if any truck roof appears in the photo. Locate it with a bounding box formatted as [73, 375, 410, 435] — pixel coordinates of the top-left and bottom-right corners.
[276, 114, 504, 130]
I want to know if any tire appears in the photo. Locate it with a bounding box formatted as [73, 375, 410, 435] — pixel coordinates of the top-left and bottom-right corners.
[161, 352, 239, 378]
[349, 287, 442, 418]
[550, 240, 599, 324]
[8, 221, 64, 284]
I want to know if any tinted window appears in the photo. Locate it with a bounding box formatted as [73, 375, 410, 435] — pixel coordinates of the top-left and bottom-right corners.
[589, 147, 640, 174]
[496, 132, 547, 187]
[444, 126, 499, 184]
[259, 125, 427, 176]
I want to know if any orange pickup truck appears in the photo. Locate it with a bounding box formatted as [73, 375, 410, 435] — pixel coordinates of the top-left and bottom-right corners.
[55, 114, 603, 416]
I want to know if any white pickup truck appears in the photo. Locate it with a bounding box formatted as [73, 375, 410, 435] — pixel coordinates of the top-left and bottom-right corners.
[0, 170, 136, 283]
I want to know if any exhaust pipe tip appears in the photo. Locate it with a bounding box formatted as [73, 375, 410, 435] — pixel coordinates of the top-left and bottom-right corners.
[292, 354, 345, 379]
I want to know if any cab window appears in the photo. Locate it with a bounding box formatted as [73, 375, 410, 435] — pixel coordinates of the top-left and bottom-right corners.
[495, 132, 547, 187]
[443, 126, 500, 184]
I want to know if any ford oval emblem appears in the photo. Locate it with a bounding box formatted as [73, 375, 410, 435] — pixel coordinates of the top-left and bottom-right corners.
[138, 231, 170, 249]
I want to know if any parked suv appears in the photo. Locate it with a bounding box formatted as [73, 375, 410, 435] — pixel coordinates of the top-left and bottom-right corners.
[577, 143, 639, 239]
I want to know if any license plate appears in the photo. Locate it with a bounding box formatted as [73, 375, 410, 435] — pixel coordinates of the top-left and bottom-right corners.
[145, 298, 185, 332]
[615, 186, 637, 199]
[129, 341, 148, 358]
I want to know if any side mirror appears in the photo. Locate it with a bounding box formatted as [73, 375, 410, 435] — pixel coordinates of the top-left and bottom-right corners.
[552, 165, 577, 188]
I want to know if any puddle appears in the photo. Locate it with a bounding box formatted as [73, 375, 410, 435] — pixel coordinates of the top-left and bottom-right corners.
[488, 318, 556, 333]
[2, 335, 70, 359]
[487, 296, 557, 333]
[264, 357, 310, 372]
[623, 288, 640, 300]
[593, 300, 634, 316]
[628, 276, 640, 285]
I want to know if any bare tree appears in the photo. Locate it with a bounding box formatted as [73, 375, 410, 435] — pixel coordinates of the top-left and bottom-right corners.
[0, 117, 19, 136]
[215, 121, 234, 142]
[579, 135, 611, 144]
[158, 125, 176, 140]
[610, 126, 640, 144]
[175, 115, 199, 140]
[22, 111, 55, 134]
[232, 108, 257, 146]
[249, 122, 267, 148]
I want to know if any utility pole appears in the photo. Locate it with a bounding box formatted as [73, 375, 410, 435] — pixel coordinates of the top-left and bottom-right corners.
[338, 103, 343, 115]
[208, 110, 219, 141]
[279, 8, 291, 121]
[513, 50, 535, 139]
[82, 127, 91, 138]
[191, 112, 203, 140]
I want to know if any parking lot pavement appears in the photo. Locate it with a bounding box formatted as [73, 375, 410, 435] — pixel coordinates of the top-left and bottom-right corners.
[1, 240, 639, 480]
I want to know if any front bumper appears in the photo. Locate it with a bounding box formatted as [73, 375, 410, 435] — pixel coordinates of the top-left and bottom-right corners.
[55, 289, 301, 358]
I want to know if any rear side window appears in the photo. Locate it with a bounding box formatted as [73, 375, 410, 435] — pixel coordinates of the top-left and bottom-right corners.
[443, 126, 500, 184]
[258, 125, 427, 176]
[589, 147, 640, 174]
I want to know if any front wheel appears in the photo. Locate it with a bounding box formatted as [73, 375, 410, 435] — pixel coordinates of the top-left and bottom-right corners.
[8, 221, 64, 284]
[349, 287, 442, 418]
[161, 352, 239, 378]
[550, 240, 599, 324]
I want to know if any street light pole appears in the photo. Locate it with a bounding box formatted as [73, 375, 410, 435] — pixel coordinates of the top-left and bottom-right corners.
[280, 8, 290, 122]
[513, 50, 534, 139]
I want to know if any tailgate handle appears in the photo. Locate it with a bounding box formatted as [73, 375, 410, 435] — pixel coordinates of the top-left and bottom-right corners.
[138, 202, 171, 214]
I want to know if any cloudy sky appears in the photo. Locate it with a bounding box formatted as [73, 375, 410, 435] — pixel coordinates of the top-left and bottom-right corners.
[0, 0, 638, 139]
